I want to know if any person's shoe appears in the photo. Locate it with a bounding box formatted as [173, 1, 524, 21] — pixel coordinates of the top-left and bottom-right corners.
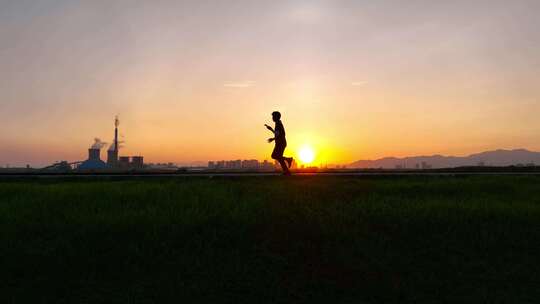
[286, 157, 294, 168]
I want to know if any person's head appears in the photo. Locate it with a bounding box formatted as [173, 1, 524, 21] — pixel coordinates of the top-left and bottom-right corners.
[271, 111, 281, 122]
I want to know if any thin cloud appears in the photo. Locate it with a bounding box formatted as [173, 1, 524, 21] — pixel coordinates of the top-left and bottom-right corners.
[223, 81, 256, 88]
[351, 81, 367, 87]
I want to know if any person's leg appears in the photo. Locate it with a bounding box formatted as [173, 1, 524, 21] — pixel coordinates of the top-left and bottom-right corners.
[285, 157, 293, 168]
[278, 158, 289, 173]
[272, 144, 290, 174]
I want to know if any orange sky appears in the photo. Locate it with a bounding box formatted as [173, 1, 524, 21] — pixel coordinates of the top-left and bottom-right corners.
[1, 1, 539, 167]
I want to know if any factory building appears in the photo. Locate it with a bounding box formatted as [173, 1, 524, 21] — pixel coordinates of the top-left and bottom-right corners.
[77, 116, 145, 171]
[131, 156, 144, 169]
[119, 156, 130, 168]
[117, 156, 144, 169]
[79, 147, 108, 170]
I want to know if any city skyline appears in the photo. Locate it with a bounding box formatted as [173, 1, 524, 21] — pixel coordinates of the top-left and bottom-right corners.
[1, 0, 540, 167]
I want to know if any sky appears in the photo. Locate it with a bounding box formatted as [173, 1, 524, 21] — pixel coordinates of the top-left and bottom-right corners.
[1, 0, 539, 167]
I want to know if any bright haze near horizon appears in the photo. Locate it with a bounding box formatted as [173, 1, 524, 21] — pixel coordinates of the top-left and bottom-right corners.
[1, 0, 539, 167]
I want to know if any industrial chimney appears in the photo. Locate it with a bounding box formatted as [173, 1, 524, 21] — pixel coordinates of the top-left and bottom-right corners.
[107, 150, 117, 166]
[89, 148, 101, 161]
[107, 116, 119, 167]
[79, 138, 108, 170]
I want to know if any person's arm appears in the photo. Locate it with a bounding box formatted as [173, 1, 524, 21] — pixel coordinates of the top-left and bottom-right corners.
[265, 124, 276, 142]
[264, 124, 275, 134]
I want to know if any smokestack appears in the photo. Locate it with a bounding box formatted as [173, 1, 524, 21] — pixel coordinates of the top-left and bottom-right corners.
[89, 148, 101, 161]
[107, 116, 119, 167]
[114, 116, 119, 154]
[88, 138, 106, 161]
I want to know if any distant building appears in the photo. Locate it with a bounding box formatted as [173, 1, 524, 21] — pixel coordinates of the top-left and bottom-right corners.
[131, 156, 144, 169]
[242, 159, 259, 169]
[44, 161, 72, 172]
[79, 148, 108, 170]
[207, 159, 283, 171]
[260, 160, 275, 170]
[226, 160, 242, 169]
[421, 162, 432, 169]
[79, 117, 144, 171]
[119, 156, 130, 168]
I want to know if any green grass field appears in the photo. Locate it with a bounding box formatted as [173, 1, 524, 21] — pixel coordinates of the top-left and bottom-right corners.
[1, 176, 539, 303]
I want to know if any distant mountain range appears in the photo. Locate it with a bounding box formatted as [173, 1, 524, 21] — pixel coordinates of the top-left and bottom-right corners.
[349, 149, 540, 169]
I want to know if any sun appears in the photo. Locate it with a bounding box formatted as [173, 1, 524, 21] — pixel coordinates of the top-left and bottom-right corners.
[298, 146, 315, 164]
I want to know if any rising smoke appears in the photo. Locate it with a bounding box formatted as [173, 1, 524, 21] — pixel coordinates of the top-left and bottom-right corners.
[91, 138, 108, 149]
[108, 140, 125, 152]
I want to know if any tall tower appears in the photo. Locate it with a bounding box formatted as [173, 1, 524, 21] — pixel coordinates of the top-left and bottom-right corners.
[107, 116, 119, 167]
[114, 115, 119, 155]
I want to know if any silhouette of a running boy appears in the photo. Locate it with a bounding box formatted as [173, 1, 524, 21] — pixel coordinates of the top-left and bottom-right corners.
[265, 111, 293, 175]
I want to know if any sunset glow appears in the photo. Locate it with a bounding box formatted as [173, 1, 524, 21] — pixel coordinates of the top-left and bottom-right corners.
[1, 1, 539, 167]
[298, 146, 315, 165]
